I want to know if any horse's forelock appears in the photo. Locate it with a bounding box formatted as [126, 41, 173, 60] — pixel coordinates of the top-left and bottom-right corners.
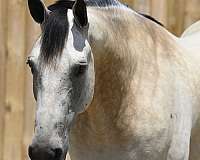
[40, 1, 74, 66]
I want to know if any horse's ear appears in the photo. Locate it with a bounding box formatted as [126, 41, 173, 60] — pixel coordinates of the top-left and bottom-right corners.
[28, 0, 48, 24]
[73, 0, 88, 27]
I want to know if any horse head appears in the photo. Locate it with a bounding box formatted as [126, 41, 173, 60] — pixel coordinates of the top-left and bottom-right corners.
[27, 0, 95, 159]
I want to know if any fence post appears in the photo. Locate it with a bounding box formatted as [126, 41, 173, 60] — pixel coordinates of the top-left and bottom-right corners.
[3, 0, 26, 160]
[0, 0, 7, 159]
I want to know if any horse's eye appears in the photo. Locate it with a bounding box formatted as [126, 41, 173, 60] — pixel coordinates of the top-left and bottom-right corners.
[73, 62, 88, 76]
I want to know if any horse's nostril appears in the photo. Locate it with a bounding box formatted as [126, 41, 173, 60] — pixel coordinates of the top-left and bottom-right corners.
[53, 148, 63, 159]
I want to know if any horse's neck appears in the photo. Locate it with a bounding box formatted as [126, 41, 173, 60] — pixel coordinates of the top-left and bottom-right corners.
[87, 6, 177, 73]
[70, 8, 138, 153]
[86, 6, 170, 111]
[86, 7, 138, 119]
[87, 7, 139, 55]
[71, 6, 179, 148]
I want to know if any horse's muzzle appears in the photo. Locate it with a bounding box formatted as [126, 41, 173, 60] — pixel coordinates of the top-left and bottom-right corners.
[28, 143, 63, 160]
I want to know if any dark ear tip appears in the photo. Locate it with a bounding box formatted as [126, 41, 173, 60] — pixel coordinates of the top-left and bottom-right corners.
[28, 0, 47, 23]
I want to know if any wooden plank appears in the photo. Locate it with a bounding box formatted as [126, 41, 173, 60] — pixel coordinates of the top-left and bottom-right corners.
[0, 0, 7, 159]
[167, 0, 186, 36]
[151, 0, 167, 26]
[167, 0, 177, 35]
[184, 0, 200, 29]
[120, 0, 135, 7]
[3, 0, 26, 160]
[133, 0, 151, 14]
[174, 0, 186, 35]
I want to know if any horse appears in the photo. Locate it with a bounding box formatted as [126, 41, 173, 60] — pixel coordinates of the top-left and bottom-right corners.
[27, 0, 200, 159]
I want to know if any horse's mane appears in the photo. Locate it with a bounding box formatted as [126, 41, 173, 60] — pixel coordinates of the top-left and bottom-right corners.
[40, 0, 163, 65]
[139, 13, 164, 27]
[86, 0, 120, 7]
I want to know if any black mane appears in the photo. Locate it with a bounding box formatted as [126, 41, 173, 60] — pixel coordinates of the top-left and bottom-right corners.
[139, 13, 164, 27]
[40, 1, 72, 64]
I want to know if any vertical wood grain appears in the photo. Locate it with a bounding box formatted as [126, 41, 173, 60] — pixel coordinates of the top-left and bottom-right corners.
[167, 0, 186, 36]
[151, 0, 167, 26]
[133, 0, 151, 14]
[185, 0, 200, 29]
[0, 0, 7, 159]
[120, 0, 135, 7]
[174, 0, 186, 35]
[3, 0, 26, 160]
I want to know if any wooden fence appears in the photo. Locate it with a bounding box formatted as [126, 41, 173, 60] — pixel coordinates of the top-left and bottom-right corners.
[0, 0, 200, 160]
